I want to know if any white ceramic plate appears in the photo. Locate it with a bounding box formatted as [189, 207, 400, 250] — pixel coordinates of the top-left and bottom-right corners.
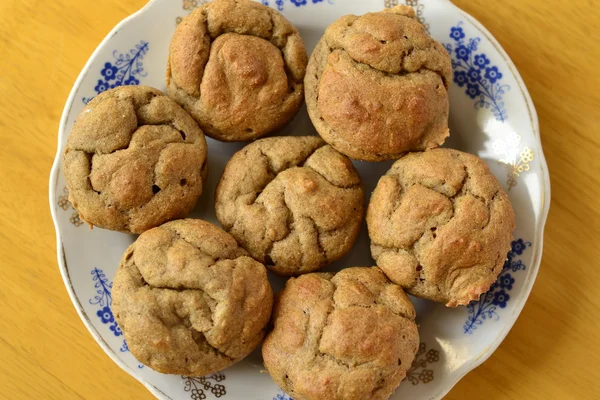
[49, 0, 550, 399]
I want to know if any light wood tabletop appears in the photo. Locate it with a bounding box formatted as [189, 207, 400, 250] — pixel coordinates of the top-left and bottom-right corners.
[1, 0, 599, 398]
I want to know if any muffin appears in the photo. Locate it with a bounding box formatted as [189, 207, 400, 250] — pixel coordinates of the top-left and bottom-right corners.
[367, 149, 516, 307]
[166, 0, 307, 142]
[62, 86, 208, 234]
[262, 267, 419, 400]
[215, 136, 364, 276]
[305, 6, 452, 161]
[112, 219, 273, 376]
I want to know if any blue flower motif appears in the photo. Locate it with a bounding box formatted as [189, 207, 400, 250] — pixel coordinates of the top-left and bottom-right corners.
[485, 66, 503, 83]
[110, 323, 123, 336]
[445, 23, 510, 122]
[100, 62, 118, 81]
[97, 306, 114, 324]
[454, 71, 468, 87]
[466, 83, 481, 99]
[124, 76, 140, 86]
[511, 238, 527, 255]
[94, 80, 110, 94]
[89, 268, 140, 362]
[498, 274, 515, 290]
[264, 0, 326, 10]
[455, 45, 470, 61]
[274, 390, 293, 400]
[468, 68, 482, 83]
[450, 26, 465, 41]
[464, 237, 529, 334]
[473, 54, 490, 69]
[492, 290, 510, 308]
[467, 38, 480, 51]
[83, 41, 149, 104]
[510, 259, 525, 272]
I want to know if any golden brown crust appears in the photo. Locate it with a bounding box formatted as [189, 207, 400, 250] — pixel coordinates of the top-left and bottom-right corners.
[262, 267, 419, 400]
[166, 0, 307, 142]
[305, 6, 452, 161]
[215, 136, 364, 276]
[366, 149, 516, 307]
[61, 86, 208, 234]
[112, 219, 273, 376]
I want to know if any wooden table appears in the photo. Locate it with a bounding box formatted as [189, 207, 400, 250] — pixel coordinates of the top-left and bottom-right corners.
[1, 0, 599, 398]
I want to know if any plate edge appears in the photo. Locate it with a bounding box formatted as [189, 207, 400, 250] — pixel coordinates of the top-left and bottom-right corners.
[48, 0, 172, 398]
[47, 1, 553, 399]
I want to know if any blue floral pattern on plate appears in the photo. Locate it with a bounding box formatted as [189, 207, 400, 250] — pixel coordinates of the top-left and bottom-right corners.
[82, 41, 149, 104]
[444, 22, 510, 122]
[464, 239, 532, 334]
[273, 389, 293, 400]
[261, 0, 329, 11]
[89, 268, 144, 368]
[90, 268, 121, 336]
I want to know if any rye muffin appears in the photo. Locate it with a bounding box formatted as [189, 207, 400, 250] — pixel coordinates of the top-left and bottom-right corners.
[215, 136, 364, 276]
[305, 5, 452, 161]
[262, 267, 419, 400]
[112, 219, 273, 376]
[166, 0, 307, 142]
[62, 86, 208, 234]
[367, 149, 516, 307]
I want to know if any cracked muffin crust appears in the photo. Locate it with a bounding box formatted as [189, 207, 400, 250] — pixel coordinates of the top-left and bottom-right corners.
[305, 6, 452, 161]
[262, 267, 419, 400]
[367, 149, 516, 307]
[112, 219, 273, 376]
[215, 136, 364, 276]
[62, 86, 208, 234]
[166, 0, 307, 142]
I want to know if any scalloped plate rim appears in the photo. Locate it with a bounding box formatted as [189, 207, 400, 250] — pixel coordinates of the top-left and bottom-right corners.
[48, 0, 551, 399]
[49, 1, 173, 397]
[428, 5, 550, 399]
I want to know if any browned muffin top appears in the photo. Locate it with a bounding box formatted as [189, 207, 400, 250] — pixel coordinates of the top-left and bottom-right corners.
[215, 136, 364, 276]
[62, 86, 208, 234]
[367, 149, 516, 307]
[262, 267, 419, 400]
[305, 6, 452, 161]
[167, 0, 307, 142]
[112, 219, 273, 376]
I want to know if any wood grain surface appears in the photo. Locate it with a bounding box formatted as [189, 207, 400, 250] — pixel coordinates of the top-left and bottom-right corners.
[0, 0, 599, 398]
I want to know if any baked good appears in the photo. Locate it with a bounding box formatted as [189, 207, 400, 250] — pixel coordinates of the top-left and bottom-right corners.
[215, 136, 364, 276]
[262, 267, 419, 400]
[112, 219, 273, 376]
[367, 149, 516, 307]
[62, 86, 208, 234]
[305, 5, 452, 161]
[166, 0, 307, 142]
